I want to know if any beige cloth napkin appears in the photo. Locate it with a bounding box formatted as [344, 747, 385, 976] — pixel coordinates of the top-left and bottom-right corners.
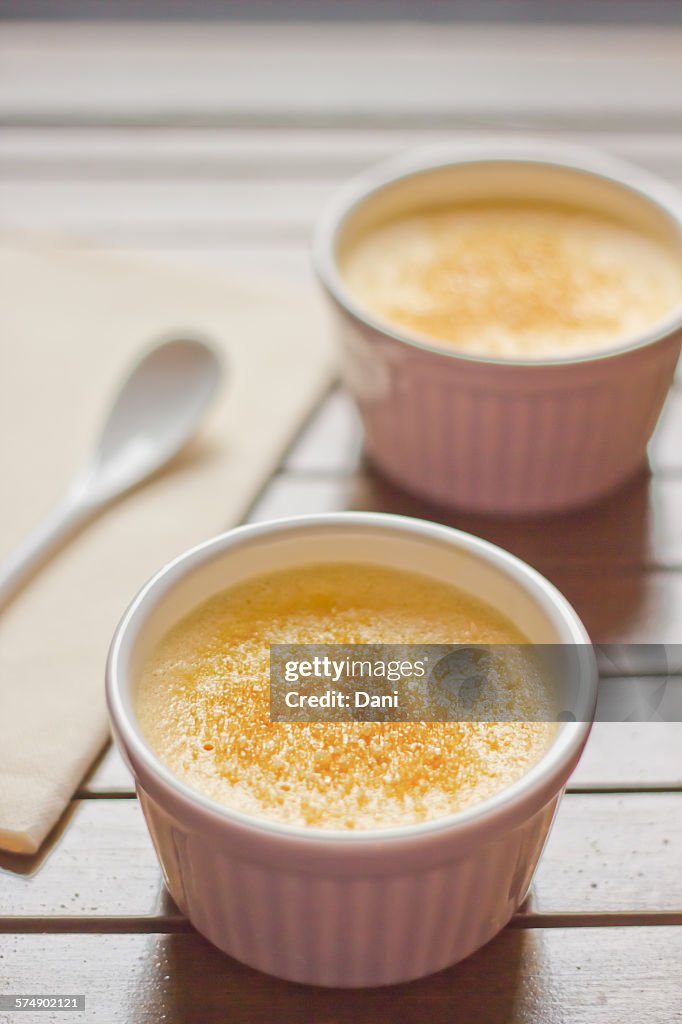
[0, 242, 335, 853]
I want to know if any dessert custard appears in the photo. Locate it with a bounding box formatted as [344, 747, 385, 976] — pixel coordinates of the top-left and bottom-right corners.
[136, 562, 556, 829]
[340, 203, 682, 358]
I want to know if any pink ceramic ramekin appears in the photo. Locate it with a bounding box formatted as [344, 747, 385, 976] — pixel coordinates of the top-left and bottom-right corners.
[106, 512, 596, 988]
[313, 144, 682, 514]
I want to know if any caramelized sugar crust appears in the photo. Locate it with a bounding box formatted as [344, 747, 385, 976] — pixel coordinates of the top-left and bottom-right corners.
[137, 563, 556, 829]
[341, 204, 682, 358]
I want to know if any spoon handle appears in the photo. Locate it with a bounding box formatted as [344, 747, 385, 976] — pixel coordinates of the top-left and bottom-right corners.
[0, 486, 96, 612]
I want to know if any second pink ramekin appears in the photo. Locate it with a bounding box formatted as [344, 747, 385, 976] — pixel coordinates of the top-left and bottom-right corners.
[313, 144, 682, 514]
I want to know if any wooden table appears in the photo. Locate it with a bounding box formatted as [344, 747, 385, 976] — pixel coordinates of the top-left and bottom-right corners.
[1, 15, 681, 1023]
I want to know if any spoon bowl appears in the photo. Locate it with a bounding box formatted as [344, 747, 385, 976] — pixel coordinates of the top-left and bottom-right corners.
[0, 336, 222, 611]
[85, 338, 222, 503]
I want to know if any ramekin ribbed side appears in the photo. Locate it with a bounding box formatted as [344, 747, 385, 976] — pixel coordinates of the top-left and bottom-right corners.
[138, 786, 559, 987]
[336, 312, 682, 514]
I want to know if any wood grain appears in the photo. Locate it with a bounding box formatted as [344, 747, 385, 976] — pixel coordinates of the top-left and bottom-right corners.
[0, 178, 335, 243]
[250, 468, 682, 571]
[1, 794, 680, 920]
[5, 172, 682, 247]
[570, 721, 682, 789]
[1, 23, 681, 128]
[284, 388, 363, 473]
[1, 929, 680, 1022]
[3, 128, 682, 179]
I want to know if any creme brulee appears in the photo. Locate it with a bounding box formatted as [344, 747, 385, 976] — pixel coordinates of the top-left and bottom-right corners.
[136, 563, 556, 830]
[340, 203, 682, 358]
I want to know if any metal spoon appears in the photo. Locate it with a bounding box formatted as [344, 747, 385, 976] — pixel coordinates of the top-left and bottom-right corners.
[0, 337, 222, 611]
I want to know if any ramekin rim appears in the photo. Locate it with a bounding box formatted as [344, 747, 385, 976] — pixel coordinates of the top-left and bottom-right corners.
[312, 141, 682, 368]
[106, 511, 597, 845]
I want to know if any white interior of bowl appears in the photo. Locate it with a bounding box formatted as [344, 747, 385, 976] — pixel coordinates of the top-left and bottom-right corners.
[336, 159, 682, 259]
